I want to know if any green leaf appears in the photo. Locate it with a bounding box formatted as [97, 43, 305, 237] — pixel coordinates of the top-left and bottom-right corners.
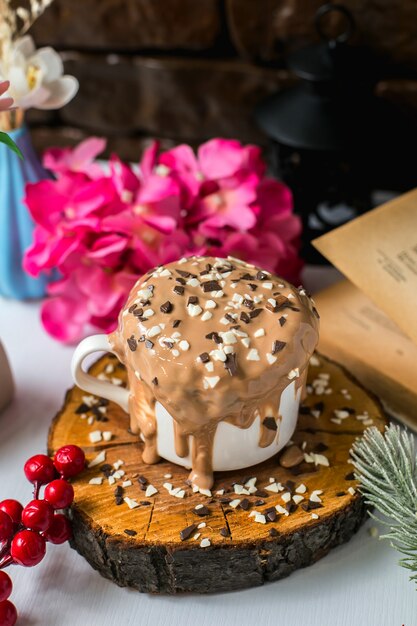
[0, 131, 23, 159]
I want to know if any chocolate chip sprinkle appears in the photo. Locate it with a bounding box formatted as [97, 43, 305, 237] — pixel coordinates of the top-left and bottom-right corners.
[199, 352, 210, 363]
[176, 269, 192, 278]
[160, 300, 173, 314]
[151, 377, 158, 385]
[145, 339, 154, 350]
[272, 340, 286, 355]
[240, 311, 251, 324]
[224, 353, 237, 376]
[202, 280, 221, 292]
[172, 319, 181, 328]
[75, 403, 89, 414]
[242, 298, 254, 309]
[128, 303, 137, 313]
[345, 472, 355, 481]
[278, 316, 287, 326]
[301, 500, 323, 512]
[180, 523, 198, 541]
[249, 308, 262, 319]
[124, 529, 137, 536]
[265, 507, 277, 522]
[188, 296, 199, 305]
[206, 331, 223, 344]
[173, 286, 184, 296]
[138, 475, 148, 485]
[127, 336, 137, 352]
[238, 498, 250, 511]
[269, 527, 278, 537]
[193, 505, 210, 517]
[219, 527, 230, 537]
[262, 416, 277, 431]
[336, 491, 346, 497]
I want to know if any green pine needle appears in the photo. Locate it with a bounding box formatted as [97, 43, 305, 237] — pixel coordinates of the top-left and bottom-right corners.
[351, 424, 417, 584]
[0, 131, 23, 159]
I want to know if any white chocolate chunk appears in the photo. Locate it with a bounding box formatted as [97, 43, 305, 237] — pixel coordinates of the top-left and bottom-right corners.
[204, 376, 220, 389]
[147, 325, 161, 338]
[200, 538, 211, 548]
[205, 300, 217, 309]
[247, 348, 260, 361]
[292, 494, 304, 504]
[179, 340, 190, 351]
[288, 368, 300, 380]
[210, 349, 227, 362]
[143, 309, 155, 318]
[89, 477, 103, 485]
[266, 353, 277, 364]
[89, 430, 102, 443]
[262, 282, 273, 289]
[295, 483, 307, 494]
[201, 311, 213, 321]
[254, 328, 265, 338]
[145, 484, 158, 497]
[187, 303, 202, 317]
[221, 331, 237, 345]
[124, 497, 140, 509]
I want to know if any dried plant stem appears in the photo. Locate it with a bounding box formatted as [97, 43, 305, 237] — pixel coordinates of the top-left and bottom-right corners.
[0, 0, 55, 61]
[351, 424, 417, 584]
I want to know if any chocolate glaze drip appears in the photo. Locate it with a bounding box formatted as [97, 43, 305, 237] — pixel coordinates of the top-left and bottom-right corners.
[109, 256, 319, 489]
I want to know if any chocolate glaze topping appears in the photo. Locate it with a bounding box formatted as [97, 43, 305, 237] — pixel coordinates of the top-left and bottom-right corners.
[109, 256, 319, 489]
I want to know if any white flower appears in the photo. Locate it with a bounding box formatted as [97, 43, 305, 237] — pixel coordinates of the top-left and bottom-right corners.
[0, 35, 78, 110]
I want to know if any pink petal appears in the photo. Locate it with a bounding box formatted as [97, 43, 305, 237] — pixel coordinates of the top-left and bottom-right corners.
[41, 289, 90, 343]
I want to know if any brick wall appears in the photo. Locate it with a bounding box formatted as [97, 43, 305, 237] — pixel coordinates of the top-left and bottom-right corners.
[27, 0, 417, 160]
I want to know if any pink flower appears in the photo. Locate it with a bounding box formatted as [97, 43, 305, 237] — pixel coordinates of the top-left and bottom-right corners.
[0, 81, 14, 112]
[43, 137, 106, 178]
[24, 137, 302, 343]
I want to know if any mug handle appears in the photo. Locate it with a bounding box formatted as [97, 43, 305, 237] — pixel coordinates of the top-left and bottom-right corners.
[71, 334, 130, 413]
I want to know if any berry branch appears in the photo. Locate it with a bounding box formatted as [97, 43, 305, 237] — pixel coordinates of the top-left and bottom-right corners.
[0, 445, 85, 625]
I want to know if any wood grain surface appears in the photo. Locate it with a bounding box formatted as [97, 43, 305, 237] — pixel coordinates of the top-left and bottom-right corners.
[48, 353, 386, 594]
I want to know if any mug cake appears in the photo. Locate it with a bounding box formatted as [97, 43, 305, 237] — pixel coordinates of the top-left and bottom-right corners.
[105, 256, 320, 488]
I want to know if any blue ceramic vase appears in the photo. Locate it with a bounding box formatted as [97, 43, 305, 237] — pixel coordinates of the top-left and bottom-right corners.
[0, 124, 51, 299]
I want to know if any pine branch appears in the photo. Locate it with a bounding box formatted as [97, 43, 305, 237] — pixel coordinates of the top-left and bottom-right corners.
[351, 424, 417, 584]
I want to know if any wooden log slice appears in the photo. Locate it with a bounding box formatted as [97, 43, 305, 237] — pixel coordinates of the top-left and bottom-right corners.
[48, 353, 386, 594]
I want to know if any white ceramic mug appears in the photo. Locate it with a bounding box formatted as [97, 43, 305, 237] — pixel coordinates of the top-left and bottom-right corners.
[71, 334, 301, 471]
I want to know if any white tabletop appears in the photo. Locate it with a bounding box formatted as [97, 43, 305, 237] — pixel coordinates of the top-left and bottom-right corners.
[1, 267, 416, 626]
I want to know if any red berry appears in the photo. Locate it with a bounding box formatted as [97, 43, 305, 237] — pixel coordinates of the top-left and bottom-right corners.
[24, 454, 56, 485]
[0, 572, 12, 603]
[43, 514, 72, 544]
[0, 600, 17, 626]
[11, 530, 46, 567]
[0, 500, 23, 525]
[22, 500, 54, 533]
[44, 479, 74, 509]
[54, 445, 85, 478]
[0, 510, 13, 542]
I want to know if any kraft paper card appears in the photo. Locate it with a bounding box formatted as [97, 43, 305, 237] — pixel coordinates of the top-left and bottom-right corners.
[313, 188, 417, 346]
